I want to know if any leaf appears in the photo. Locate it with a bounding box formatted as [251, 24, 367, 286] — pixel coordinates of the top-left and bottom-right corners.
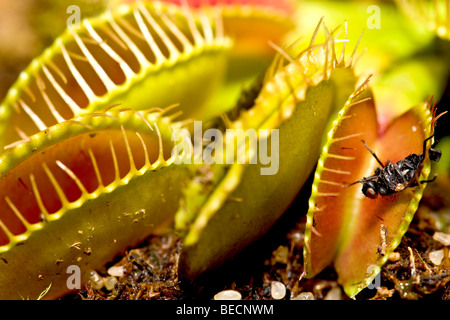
[303, 81, 437, 298]
[0, 1, 231, 151]
[0, 106, 195, 299]
[110, 0, 297, 57]
[178, 19, 360, 282]
[304, 80, 378, 280]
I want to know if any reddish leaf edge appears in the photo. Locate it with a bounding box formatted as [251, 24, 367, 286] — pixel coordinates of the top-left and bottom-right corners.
[302, 78, 444, 299]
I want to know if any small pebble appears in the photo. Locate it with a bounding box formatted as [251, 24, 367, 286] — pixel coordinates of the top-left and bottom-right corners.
[107, 265, 124, 277]
[429, 249, 445, 266]
[324, 287, 342, 300]
[433, 232, 450, 246]
[214, 290, 242, 300]
[88, 270, 104, 290]
[293, 292, 314, 300]
[270, 281, 286, 300]
[388, 252, 401, 262]
[272, 246, 289, 265]
[104, 276, 118, 291]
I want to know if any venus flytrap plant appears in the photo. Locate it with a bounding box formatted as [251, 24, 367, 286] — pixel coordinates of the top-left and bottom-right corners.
[177, 19, 363, 282]
[0, 1, 231, 151]
[113, 0, 299, 118]
[0, 105, 197, 299]
[1, 0, 445, 301]
[302, 80, 444, 298]
[0, 0, 296, 300]
[109, 0, 296, 58]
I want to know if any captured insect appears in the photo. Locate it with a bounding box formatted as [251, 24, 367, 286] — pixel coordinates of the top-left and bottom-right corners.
[347, 135, 442, 199]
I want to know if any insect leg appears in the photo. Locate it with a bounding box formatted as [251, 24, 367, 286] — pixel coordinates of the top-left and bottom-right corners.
[419, 175, 437, 184]
[344, 179, 363, 187]
[344, 175, 377, 188]
[361, 140, 384, 168]
[409, 175, 437, 187]
[422, 135, 434, 155]
[422, 134, 442, 162]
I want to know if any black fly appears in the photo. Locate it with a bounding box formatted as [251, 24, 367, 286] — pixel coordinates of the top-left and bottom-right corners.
[348, 136, 441, 199]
